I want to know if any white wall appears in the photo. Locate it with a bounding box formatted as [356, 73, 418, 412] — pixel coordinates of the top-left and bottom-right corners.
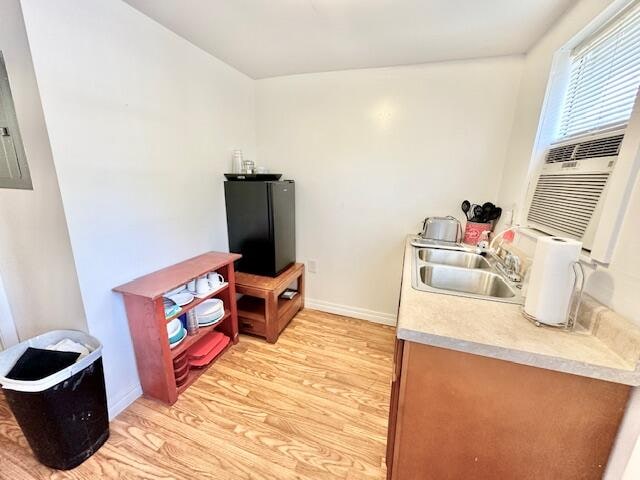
[256, 57, 523, 321]
[493, 0, 640, 477]
[0, 0, 86, 342]
[20, 0, 256, 415]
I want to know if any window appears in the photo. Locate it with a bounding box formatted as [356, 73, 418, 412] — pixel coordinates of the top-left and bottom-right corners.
[0, 51, 32, 190]
[555, 1, 640, 141]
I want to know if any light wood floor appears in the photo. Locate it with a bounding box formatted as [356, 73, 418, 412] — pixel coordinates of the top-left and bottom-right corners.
[0, 309, 395, 480]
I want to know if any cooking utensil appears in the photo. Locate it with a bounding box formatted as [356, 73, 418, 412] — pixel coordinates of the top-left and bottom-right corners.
[479, 203, 492, 223]
[488, 207, 502, 221]
[461, 200, 471, 220]
[473, 205, 483, 220]
[470, 204, 480, 220]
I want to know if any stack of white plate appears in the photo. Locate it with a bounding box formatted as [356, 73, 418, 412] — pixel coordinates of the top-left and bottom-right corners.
[195, 299, 225, 326]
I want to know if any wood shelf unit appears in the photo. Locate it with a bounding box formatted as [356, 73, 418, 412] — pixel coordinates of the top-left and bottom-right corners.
[236, 263, 305, 343]
[113, 252, 240, 404]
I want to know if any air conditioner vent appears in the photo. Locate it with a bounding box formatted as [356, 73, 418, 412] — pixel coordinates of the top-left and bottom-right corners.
[545, 144, 576, 163]
[527, 173, 610, 239]
[545, 133, 624, 164]
[574, 134, 624, 160]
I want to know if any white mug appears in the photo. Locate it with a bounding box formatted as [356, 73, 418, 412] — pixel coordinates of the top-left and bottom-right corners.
[187, 279, 197, 293]
[195, 277, 210, 295]
[208, 272, 224, 289]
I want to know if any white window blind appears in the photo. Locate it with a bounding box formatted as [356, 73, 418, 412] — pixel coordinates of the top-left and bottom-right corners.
[556, 1, 640, 140]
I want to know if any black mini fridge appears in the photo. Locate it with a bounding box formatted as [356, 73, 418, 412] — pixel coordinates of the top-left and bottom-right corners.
[224, 180, 295, 277]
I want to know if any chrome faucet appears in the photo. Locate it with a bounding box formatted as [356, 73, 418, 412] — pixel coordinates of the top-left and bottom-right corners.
[494, 251, 522, 283]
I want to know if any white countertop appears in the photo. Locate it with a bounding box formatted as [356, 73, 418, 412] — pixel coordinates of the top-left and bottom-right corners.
[397, 237, 640, 386]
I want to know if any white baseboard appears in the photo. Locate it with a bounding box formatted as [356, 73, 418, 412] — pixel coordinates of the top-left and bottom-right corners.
[305, 298, 397, 326]
[108, 383, 142, 420]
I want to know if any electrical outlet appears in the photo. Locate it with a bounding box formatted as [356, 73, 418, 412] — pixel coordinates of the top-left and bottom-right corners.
[308, 260, 317, 274]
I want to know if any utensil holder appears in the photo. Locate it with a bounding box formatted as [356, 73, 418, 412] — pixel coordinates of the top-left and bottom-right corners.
[463, 222, 492, 245]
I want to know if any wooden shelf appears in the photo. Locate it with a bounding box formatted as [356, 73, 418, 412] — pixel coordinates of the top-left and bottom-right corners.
[237, 293, 300, 321]
[278, 295, 300, 317]
[113, 251, 240, 405]
[170, 310, 231, 359]
[235, 263, 305, 343]
[114, 252, 241, 299]
[237, 296, 266, 321]
[165, 283, 229, 322]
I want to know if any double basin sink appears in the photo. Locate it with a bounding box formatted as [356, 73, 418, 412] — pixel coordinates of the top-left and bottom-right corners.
[411, 246, 525, 304]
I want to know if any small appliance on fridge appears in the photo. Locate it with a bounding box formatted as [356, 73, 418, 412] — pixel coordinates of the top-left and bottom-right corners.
[224, 178, 295, 277]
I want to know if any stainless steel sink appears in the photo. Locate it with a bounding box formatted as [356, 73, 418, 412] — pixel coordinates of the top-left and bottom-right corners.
[412, 246, 525, 304]
[417, 248, 490, 269]
[419, 265, 515, 298]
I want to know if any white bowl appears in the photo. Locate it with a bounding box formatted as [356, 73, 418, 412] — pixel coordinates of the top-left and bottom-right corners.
[166, 318, 182, 338]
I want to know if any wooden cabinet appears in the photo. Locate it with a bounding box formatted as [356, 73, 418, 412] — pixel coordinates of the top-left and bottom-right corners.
[386, 341, 630, 480]
[113, 252, 240, 404]
[236, 263, 305, 343]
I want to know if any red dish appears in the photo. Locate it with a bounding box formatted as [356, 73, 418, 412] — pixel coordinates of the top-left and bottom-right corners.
[174, 360, 189, 379]
[173, 353, 189, 370]
[188, 331, 226, 359]
[175, 367, 190, 387]
[189, 335, 230, 368]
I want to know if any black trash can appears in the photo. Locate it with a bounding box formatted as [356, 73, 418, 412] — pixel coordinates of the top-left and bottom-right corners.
[0, 330, 109, 470]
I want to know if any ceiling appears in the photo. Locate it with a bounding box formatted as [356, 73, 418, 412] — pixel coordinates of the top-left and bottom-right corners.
[123, 0, 577, 79]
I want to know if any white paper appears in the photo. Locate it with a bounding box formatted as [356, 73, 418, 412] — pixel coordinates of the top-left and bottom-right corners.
[524, 236, 582, 326]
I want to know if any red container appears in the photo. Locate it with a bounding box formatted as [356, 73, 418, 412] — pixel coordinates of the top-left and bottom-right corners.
[174, 360, 189, 379]
[174, 367, 190, 387]
[463, 222, 492, 245]
[188, 332, 226, 359]
[173, 352, 188, 371]
[189, 336, 230, 368]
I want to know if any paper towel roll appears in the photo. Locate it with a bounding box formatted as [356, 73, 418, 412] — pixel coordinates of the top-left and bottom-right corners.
[524, 236, 582, 326]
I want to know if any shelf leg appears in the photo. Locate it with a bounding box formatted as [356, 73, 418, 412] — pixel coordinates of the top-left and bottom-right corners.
[266, 292, 279, 344]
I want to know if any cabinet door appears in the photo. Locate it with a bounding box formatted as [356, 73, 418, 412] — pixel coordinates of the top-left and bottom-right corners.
[224, 181, 271, 274]
[390, 342, 629, 480]
[385, 338, 404, 478]
[269, 181, 295, 275]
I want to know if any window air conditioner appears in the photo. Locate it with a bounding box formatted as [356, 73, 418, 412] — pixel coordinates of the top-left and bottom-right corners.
[525, 129, 625, 251]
